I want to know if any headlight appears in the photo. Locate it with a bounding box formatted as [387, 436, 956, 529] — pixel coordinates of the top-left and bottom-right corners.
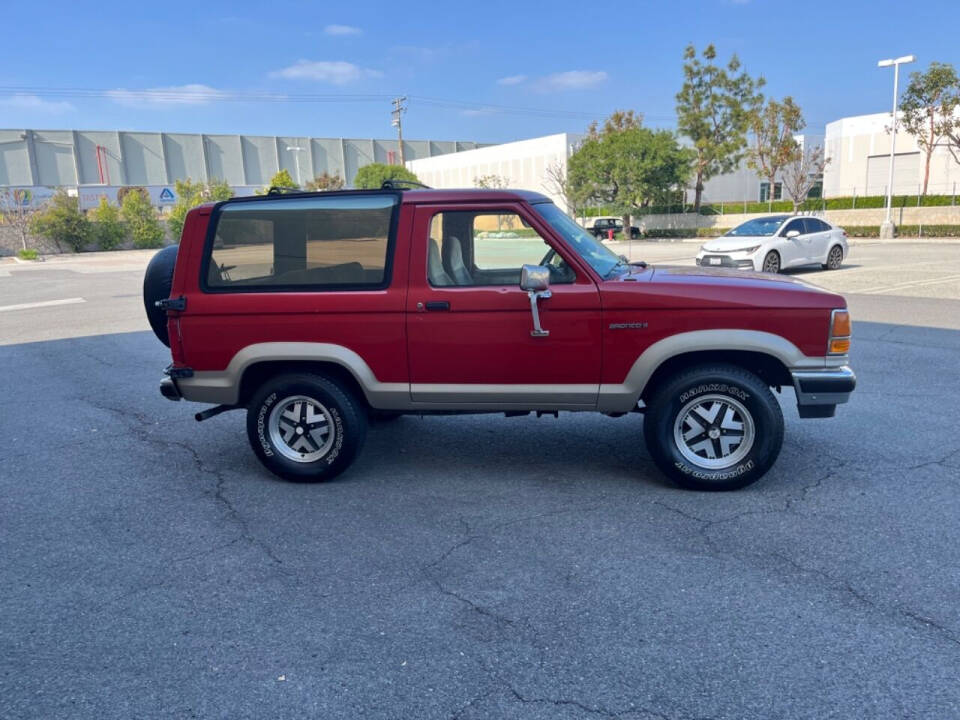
[734, 245, 761, 254]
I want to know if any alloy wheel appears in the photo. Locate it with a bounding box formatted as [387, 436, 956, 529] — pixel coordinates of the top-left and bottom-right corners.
[268, 395, 336, 462]
[672, 394, 756, 470]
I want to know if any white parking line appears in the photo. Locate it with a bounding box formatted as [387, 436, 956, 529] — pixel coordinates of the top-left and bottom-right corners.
[0, 297, 86, 313]
[858, 274, 960, 295]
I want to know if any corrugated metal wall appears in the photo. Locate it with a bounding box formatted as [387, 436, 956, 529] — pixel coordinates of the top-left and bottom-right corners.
[0, 129, 484, 188]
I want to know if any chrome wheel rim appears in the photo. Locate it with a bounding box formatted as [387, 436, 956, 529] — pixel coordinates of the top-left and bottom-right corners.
[763, 252, 780, 272]
[828, 247, 842, 268]
[268, 395, 335, 463]
[673, 394, 755, 470]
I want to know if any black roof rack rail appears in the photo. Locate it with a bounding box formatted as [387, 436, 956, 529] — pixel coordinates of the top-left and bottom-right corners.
[381, 179, 431, 190]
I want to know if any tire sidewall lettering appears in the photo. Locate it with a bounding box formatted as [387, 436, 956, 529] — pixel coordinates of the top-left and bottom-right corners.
[678, 383, 749, 404]
[257, 392, 278, 457]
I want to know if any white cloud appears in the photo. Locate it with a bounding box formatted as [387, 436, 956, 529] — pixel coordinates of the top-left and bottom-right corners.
[496, 74, 527, 86]
[537, 70, 608, 91]
[324, 24, 362, 35]
[108, 84, 223, 107]
[270, 60, 382, 84]
[0, 94, 74, 113]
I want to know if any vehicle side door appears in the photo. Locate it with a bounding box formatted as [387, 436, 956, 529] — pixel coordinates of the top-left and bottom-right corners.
[777, 218, 808, 267]
[803, 218, 831, 262]
[405, 202, 602, 408]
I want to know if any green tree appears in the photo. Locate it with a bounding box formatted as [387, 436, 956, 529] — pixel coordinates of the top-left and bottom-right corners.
[168, 179, 233, 239]
[29, 189, 90, 252]
[568, 113, 693, 231]
[900, 62, 960, 195]
[256, 169, 299, 194]
[353, 163, 420, 189]
[676, 44, 764, 212]
[304, 172, 345, 191]
[121, 189, 164, 249]
[89, 197, 126, 250]
[746, 97, 804, 209]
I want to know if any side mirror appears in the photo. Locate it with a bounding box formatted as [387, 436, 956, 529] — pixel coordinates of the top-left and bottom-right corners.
[786, 230, 800, 239]
[520, 264, 550, 292]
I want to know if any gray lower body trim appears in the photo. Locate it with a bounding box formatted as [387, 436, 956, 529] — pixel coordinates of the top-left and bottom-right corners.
[791, 366, 856, 407]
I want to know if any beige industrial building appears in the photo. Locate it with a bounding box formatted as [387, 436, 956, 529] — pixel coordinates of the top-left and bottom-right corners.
[823, 111, 960, 198]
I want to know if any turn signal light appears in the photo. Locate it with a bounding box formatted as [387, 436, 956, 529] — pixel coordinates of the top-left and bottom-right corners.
[828, 309, 851, 355]
[831, 310, 851, 338]
[829, 337, 851, 354]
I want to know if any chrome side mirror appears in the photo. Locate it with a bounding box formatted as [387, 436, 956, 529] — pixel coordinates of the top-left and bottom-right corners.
[520, 264, 550, 292]
[520, 264, 552, 337]
[786, 229, 800, 239]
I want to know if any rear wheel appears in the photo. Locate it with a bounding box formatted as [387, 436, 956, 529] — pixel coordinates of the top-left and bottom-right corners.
[643, 364, 784, 491]
[822, 245, 843, 270]
[246, 373, 367, 482]
[762, 251, 781, 273]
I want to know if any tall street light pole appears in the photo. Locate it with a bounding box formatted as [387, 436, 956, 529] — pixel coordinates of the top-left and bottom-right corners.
[877, 54, 915, 239]
[285, 145, 305, 187]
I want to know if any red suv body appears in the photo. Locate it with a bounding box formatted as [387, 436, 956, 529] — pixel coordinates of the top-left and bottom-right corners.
[145, 187, 855, 490]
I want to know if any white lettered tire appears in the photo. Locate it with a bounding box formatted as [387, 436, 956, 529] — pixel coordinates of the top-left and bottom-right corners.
[643, 364, 784, 491]
[246, 373, 367, 482]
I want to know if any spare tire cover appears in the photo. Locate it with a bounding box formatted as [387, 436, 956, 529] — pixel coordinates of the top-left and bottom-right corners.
[143, 244, 179, 347]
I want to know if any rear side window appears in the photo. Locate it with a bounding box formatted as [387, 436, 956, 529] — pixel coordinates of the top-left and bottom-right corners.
[204, 194, 398, 290]
[802, 218, 828, 233]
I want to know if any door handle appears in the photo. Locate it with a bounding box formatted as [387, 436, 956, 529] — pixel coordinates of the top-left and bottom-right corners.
[425, 301, 450, 311]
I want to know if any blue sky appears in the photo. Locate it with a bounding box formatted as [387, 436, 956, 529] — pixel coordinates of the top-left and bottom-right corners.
[1, 0, 955, 143]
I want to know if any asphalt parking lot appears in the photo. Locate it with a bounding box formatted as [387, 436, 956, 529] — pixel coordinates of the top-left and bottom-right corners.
[2, 243, 959, 719]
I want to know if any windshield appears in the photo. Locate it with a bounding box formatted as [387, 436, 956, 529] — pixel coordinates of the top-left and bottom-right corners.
[535, 203, 623, 278]
[726, 216, 789, 237]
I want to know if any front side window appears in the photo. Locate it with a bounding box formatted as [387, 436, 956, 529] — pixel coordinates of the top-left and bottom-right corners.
[205, 194, 397, 290]
[781, 219, 805, 236]
[428, 210, 575, 287]
[534, 203, 622, 278]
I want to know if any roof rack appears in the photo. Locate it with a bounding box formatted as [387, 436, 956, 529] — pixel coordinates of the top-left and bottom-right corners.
[380, 179, 431, 190]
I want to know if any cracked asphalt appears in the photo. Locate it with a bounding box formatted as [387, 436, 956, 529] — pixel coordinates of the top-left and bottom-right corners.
[1, 246, 959, 719]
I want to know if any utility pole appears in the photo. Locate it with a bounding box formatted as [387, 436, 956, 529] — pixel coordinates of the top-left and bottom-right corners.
[391, 96, 407, 165]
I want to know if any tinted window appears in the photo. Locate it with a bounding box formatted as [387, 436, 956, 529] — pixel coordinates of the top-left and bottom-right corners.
[781, 219, 806, 236]
[726, 216, 789, 237]
[801, 218, 825, 234]
[205, 194, 397, 290]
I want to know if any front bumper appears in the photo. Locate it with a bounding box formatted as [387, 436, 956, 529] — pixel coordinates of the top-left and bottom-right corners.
[791, 366, 856, 418]
[695, 253, 757, 270]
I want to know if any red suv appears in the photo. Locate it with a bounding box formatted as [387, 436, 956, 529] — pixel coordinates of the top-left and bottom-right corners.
[144, 186, 855, 491]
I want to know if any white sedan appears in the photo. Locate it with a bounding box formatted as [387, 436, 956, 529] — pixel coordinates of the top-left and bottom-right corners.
[696, 215, 849, 273]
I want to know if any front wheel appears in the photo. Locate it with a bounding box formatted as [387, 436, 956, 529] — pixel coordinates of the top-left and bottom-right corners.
[761, 251, 781, 273]
[246, 373, 367, 482]
[643, 365, 784, 491]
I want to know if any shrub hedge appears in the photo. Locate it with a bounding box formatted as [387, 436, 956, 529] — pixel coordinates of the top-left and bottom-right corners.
[601, 193, 959, 218]
[842, 224, 960, 238]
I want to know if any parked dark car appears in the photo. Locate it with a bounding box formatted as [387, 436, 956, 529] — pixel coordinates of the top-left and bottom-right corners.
[590, 217, 640, 240]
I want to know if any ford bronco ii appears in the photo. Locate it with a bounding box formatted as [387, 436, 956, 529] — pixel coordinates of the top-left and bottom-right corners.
[144, 186, 855, 491]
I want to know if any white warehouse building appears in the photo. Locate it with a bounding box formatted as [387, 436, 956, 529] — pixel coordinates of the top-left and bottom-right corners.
[823, 111, 960, 198]
[406, 133, 582, 213]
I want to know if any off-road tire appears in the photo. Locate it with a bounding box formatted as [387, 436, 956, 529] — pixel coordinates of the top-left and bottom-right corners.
[643, 364, 784, 491]
[246, 373, 367, 482]
[142, 244, 178, 347]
